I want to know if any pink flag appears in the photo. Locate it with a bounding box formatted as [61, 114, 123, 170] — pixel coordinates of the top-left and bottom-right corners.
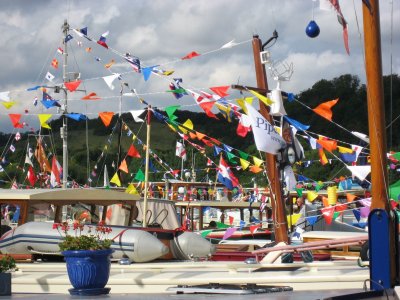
[222, 227, 237, 240]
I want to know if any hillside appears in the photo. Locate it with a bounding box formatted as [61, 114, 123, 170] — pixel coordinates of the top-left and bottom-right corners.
[0, 74, 399, 188]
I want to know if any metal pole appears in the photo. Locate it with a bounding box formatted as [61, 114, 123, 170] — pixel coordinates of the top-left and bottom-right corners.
[61, 20, 69, 188]
[142, 106, 151, 227]
[252, 35, 289, 244]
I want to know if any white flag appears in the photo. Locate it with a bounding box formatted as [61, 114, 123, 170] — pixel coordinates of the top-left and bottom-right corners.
[45, 72, 55, 82]
[103, 73, 120, 90]
[129, 110, 145, 123]
[346, 165, 371, 181]
[245, 102, 286, 154]
[0, 91, 10, 102]
[15, 132, 21, 141]
[9, 145, 16, 152]
[176, 141, 187, 161]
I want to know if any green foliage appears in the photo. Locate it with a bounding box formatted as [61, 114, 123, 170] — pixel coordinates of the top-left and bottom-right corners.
[0, 256, 17, 273]
[54, 221, 112, 251]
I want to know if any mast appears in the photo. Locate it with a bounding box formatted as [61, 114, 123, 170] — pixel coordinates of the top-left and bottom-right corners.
[61, 20, 69, 188]
[142, 106, 151, 227]
[362, 0, 398, 288]
[252, 35, 289, 244]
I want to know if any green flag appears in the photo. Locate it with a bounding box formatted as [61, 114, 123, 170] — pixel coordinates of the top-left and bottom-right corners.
[134, 169, 145, 182]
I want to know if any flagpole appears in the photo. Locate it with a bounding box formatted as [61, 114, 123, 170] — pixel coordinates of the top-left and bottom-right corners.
[142, 105, 151, 227]
[61, 20, 69, 188]
[180, 139, 185, 180]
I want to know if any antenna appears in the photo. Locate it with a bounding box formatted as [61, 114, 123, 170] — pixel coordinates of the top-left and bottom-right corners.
[269, 60, 294, 86]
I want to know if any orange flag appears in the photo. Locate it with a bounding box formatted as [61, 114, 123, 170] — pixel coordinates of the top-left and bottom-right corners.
[318, 148, 329, 165]
[64, 80, 82, 92]
[210, 86, 230, 98]
[317, 138, 337, 152]
[118, 159, 129, 173]
[346, 193, 357, 203]
[82, 92, 100, 100]
[189, 132, 197, 140]
[249, 165, 263, 173]
[322, 196, 330, 207]
[35, 139, 51, 172]
[196, 132, 206, 140]
[312, 99, 339, 121]
[127, 145, 141, 158]
[99, 112, 114, 127]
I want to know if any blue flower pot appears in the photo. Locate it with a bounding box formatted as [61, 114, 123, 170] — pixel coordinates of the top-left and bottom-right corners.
[62, 249, 114, 295]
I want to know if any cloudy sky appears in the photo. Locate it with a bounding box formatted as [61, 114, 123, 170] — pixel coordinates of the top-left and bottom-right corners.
[0, 0, 398, 133]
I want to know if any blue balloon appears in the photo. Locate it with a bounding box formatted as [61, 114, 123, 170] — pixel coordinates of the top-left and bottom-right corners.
[306, 20, 320, 38]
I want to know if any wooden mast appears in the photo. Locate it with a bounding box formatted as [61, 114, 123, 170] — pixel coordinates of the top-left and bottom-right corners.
[252, 35, 289, 244]
[362, 0, 390, 211]
[142, 106, 151, 227]
[362, 0, 397, 287]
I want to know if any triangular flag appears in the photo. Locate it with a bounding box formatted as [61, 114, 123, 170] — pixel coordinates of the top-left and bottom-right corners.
[181, 51, 200, 60]
[321, 206, 335, 225]
[322, 196, 330, 207]
[353, 209, 361, 222]
[317, 138, 337, 152]
[27, 166, 37, 186]
[346, 193, 357, 203]
[119, 159, 129, 173]
[127, 145, 141, 158]
[306, 215, 318, 226]
[110, 172, 121, 187]
[182, 119, 194, 130]
[125, 183, 139, 194]
[99, 112, 114, 127]
[253, 156, 264, 167]
[306, 191, 319, 202]
[210, 86, 230, 98]
[249, 165, 263, 173]
[248, 89, 273, 106]
[312, 99, 339, 121]
[2, 102, 15, 109]
[129, 110, 145, 123]
[8, 114, 24, 128]
[134, 169, 145, 182]
[81, 92, 100, 100]
[38, 114, 52, 129]
[64, 80, 82, 92]
[222, 227, 237, 240]
[249, 224, 261, 234]
[103, 74, 120, 90]
[287, 213, 301, 226]
[240, 158, 250, 170]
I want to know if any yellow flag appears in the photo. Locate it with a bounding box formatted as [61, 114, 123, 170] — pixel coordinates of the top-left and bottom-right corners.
[38, 114, 52, 129]
[182, 119, 193, 130]
[240, 158, 250, 170]
[337, 146, 353, 154]
[253, 156, 264, 167]
[125, 183, 138, 194]
[178, 126, 187, 134]
[236, 97, 253, 114]
[287, 213, 301, 227]
[306, 190, 319, 202]
[162, 70, 174, 76]
[1, 101, 15, 109]
[110, 172, 121, 187]
[248, 90, 273, 106]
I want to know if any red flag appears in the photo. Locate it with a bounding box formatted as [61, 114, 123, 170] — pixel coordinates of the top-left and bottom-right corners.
[27, 166, 37, 186]
[127, 145, 141, 158]
[199, 101, 218, 119]
[228, 215, 234, 225]
[236, 122, 250, 137]
[64, 80, 82, 92]
[210, 86, 230, 98]
[8, 114, 24, 128]
[321, 206, 335, 225]
[312, 99, 339, 121]
[249, 224, 261, 234]
[181, 51, 200, 60]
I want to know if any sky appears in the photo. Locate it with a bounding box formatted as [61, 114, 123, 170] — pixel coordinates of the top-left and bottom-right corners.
[0, 0, 399, 133]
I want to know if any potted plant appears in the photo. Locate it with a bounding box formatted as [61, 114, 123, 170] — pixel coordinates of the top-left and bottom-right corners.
[54, 220, 114, 296]
[0, 255, 17, 296]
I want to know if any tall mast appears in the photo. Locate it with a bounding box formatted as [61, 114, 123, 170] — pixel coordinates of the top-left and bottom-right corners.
[61, 20, 69, 188]
[142, 106, 151, 227]
[252, 35, 289, 244]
